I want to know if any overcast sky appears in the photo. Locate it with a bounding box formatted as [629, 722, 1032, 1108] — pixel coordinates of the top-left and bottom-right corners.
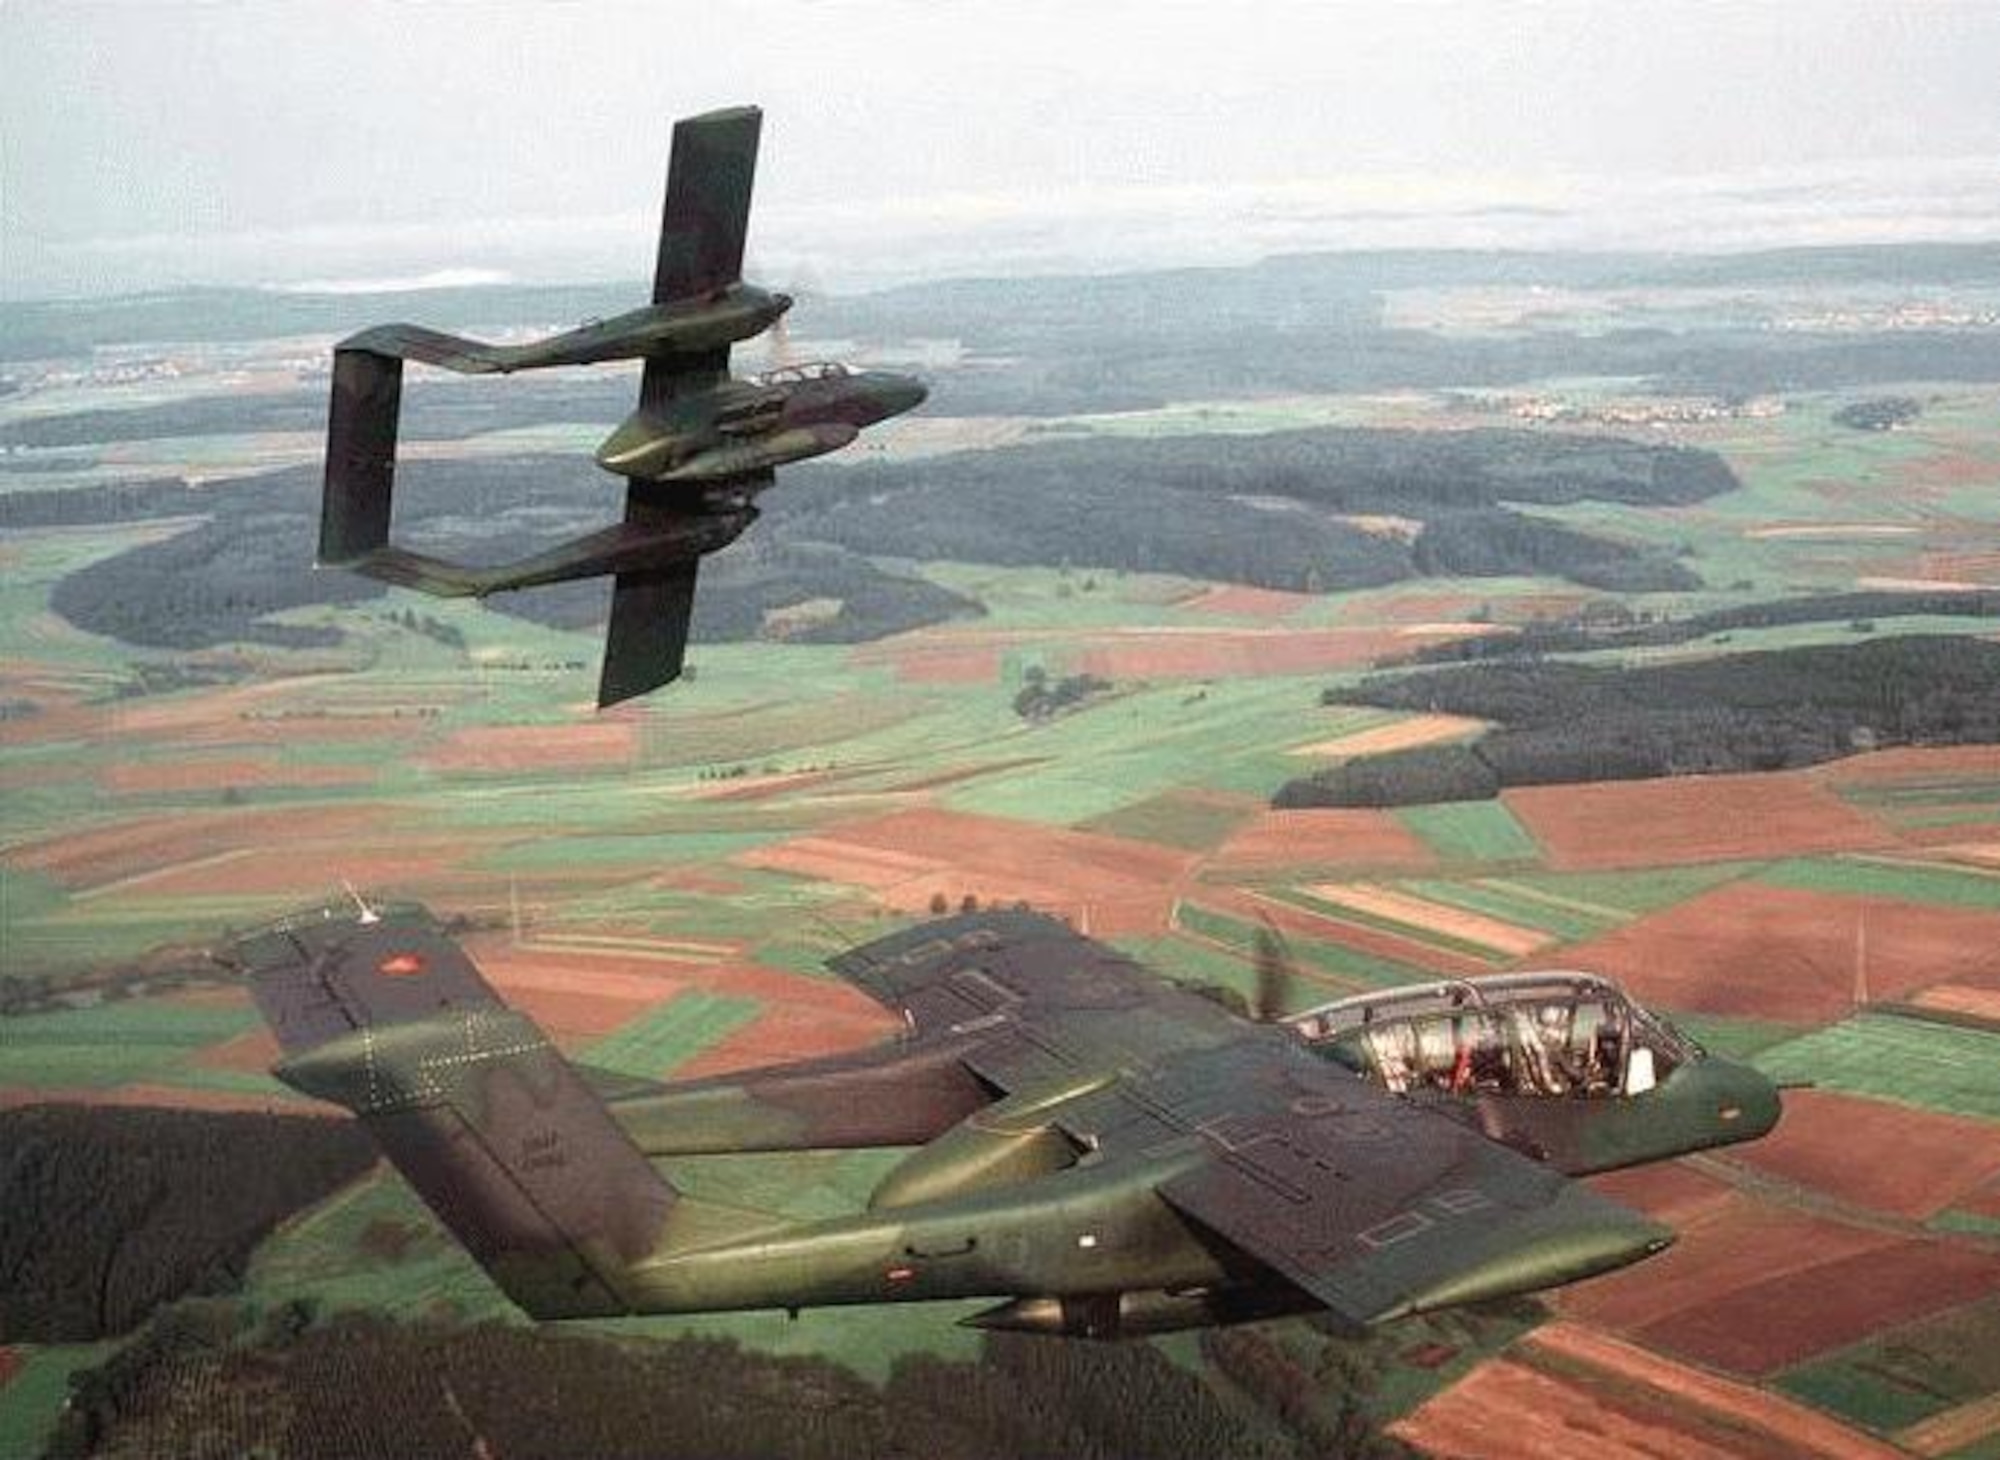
[6, 0, 2000, 298]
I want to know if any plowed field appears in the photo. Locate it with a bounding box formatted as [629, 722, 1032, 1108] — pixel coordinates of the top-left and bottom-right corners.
[1731, 1089, 2000, 1219]
[1555, 1195, 2000, 1375]
[735, 807, 1197, 935]
[1210, 808, 1436, 871]
[1505, 774, 1891, 870]
[1556, 883, 2000, 1022]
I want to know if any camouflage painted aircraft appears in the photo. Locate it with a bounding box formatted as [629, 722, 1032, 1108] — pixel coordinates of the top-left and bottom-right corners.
[228, 899, 1781, 1339]
[315, 106, 926, 707]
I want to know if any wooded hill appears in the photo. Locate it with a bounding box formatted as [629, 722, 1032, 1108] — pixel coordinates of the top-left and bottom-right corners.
[1276, 635, 2000, 807]
[1, 425, 1731, 654]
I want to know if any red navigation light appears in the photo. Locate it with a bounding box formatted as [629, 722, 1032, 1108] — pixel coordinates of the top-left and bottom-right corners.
[378, 951, 426, 978]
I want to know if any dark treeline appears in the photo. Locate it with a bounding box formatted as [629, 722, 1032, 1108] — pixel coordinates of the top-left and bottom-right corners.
[1411, 509, 1697, 592]
[9, 458, 979, 653]
[770, 426, 1727, 592]
[8, 426, 1731, 653]
[1401, 589, 2000, 666]
[1833, 396, 1924, 432]
[43, 1308, 1389, 1460]
[0, 373, 640, 452]
[1276, 635, 2000, 807]
[0, 1105, 375, 1342]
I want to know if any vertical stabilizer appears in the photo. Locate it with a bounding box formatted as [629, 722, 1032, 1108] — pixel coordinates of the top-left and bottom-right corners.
[318, 348, 404, 564]
[228, 902, 681, 1317]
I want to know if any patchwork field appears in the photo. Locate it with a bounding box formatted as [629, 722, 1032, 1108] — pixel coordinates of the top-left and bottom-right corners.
[8, 369, 2000, 1456]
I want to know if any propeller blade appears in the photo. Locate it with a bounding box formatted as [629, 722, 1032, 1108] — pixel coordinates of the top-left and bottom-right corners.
[1253, 914, 1300, 1024]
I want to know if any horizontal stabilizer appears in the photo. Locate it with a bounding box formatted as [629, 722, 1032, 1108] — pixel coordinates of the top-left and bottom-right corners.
[347, 507, 755, 601]
[337, 288, 788, 377]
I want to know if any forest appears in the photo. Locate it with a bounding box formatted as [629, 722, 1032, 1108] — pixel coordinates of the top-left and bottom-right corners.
[0, 1104, 375, 1342]
[1276, 635, 2000, 807]
[42, 1306, 1416, 1460]
[1399, 588, 2000, 665]
[3, 425, 1729, 653]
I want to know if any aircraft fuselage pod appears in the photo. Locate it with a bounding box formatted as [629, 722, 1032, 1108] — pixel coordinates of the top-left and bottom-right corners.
[593, 362, 928, 482]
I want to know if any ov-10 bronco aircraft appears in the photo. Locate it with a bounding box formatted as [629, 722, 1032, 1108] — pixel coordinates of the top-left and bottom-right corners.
[316, 105, 926, 707]
[227, 900, 1782, 1339]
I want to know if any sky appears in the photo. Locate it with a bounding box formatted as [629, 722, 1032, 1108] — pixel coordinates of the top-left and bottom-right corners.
[5, 0, 2000, 299]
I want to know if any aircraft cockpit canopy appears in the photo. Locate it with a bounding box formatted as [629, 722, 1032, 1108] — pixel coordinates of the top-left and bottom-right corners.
[751, 360, 854, 386]
[1290, 972, 1699, 1101]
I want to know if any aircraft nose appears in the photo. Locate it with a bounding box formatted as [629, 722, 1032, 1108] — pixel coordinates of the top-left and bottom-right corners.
[1714, 1059, 1784, 1141]
[883, 376, 927, 417]
[594, 412, 670, 476]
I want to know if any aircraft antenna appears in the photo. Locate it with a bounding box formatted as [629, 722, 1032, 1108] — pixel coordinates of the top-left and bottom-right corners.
[341, 878, 382, 925]
[1853, 905, 1869, 1009]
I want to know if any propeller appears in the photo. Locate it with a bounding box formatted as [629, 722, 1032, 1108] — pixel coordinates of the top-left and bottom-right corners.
[1252, 913, 1303, 1024]
[768, 311, 797, 372]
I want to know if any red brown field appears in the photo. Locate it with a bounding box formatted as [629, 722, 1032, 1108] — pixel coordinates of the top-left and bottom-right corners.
[854, 636, 1007, 684]
[1587, 1161, 1740, 1227]
[1504, 774, 1892, 870]
[466, 937, 722, 1038]
[1554, 1193, 2000, 1374]
[1288, 712, 1487, 759]
[1730, 1089, 2000, 1218]
[1910, 983, 2000, 1025]
[1555, 883, 2000, 1022]
[1921, 550, 2000, 585]
[671, 1001, 900, 1080]
[419, 721, 638, 775]
[1391, 1322, 1901, 1460]
[11, 803, 394, 891]
[100, 754, 375, 794]
[1190, 888, 1494, 978]
[1818, 743, 2000, 785]
[1210, 808, 1436, 872]
[735, 806, 1198, 934]
[1304, 881, 1554, 956]
[1071, 626, 1489, 679]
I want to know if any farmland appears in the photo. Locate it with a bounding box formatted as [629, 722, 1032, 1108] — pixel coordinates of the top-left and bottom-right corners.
[9, 256, 2000, 1457]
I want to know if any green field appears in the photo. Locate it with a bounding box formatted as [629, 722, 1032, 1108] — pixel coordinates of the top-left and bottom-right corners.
[1776, 1296, 2000, 1435]
[1395, 799, 1540, 864]
[1755, 1012, 2000, 1121]
[1081, 790, 1256, 851]
[1392, 876, 1623, 943]
[1759, 856, 2000, 911]
[0, 1000, 256, 1090]
[583, 991, 763, 1079]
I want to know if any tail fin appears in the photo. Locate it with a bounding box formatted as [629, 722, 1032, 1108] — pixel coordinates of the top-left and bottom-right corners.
[226, 900, 682, 1318]
[318, 348, 403, 565]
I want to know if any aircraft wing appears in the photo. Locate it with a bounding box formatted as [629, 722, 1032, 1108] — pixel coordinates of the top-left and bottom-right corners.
[826, 907, 1173, 1034]
[1134, 1037, 1673, 1328]
[831, 909, 1672, 1328]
